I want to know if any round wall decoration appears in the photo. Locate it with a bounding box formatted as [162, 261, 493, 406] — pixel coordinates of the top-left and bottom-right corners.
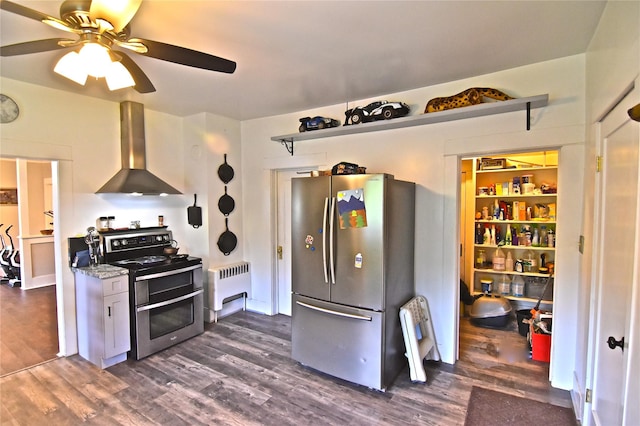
[1, 94, 20, 123]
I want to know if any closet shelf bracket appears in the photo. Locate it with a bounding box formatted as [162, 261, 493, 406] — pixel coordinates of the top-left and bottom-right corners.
[278, 138, 294, 155]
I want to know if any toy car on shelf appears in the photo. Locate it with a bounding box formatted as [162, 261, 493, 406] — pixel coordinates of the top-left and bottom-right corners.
[299, 116, 340, 132]
[344, 100, 410, 125]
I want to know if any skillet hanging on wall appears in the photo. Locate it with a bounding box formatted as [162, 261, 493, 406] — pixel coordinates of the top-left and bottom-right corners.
[218, 154, 234, 183]
[188, 194, 202, 228]
[217, 218, 237, 256]
[218, 186, 235, 216]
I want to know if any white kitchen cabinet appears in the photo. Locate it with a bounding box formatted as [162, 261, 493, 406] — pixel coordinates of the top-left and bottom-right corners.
[470, 152, 558, 306]
[74, 267, 130, 368]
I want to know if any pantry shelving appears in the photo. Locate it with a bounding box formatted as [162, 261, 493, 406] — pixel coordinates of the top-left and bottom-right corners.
[469, 152, 558, 305]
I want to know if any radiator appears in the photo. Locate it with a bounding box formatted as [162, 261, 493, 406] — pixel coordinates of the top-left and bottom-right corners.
[207, 261, 251, 323]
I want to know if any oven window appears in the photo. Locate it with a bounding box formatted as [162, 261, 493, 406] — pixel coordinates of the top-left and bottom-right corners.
[149, 297, 194, 339]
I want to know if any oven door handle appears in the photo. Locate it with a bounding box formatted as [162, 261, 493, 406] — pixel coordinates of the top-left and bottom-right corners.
[136, 289, 204, 312]
[135, 264, 202, 281]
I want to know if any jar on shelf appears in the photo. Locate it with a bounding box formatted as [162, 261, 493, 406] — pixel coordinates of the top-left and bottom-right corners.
[480, 279, 493, 294]
[476, 249, 487, 269]
[540, 225, 548, 247]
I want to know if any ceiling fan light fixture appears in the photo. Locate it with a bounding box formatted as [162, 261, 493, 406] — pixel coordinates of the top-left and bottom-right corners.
[90, 0, 142, 33]
[53, 51, 88, 85]
[53, 43, 134, 91]
[105, 61, 135, 90]
[79, 43, 112, 78]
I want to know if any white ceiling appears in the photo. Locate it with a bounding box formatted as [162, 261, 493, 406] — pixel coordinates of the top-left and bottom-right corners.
[0, 1, 606, 121]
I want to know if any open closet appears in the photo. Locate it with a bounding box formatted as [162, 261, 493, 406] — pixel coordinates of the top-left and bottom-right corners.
[460, 150, 558, 365]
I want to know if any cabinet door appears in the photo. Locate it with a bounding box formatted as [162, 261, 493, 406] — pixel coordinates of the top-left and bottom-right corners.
[103, 292, 131, 358]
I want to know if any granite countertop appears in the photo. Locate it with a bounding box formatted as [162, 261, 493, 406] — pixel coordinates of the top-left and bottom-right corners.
[72, 264, 128, 279]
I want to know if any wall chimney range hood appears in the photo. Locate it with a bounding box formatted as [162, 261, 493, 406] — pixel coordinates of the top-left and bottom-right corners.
[96, 101, 181, 195]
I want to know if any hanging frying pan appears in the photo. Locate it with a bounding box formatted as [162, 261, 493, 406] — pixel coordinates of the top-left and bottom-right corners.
[217, 218, 237, 256]
[188, 194, 202, 228]
[218, 154, 234, 183]
[218, 186, 235, 216]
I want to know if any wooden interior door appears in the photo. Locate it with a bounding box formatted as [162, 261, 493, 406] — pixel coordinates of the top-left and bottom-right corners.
[590, 87, 639, 425]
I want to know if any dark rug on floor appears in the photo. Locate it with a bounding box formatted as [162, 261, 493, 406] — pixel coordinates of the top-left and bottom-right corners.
[464, 386, 576, 426]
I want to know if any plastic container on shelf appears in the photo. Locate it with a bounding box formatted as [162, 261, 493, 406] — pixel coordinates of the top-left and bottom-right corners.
[512, 275, 525, 297]
[498, 275, 511, 295]
[524, 249, 537, 272]
[505, 252, 514, 271]
[480, 278, 493, 294]
[492, 247, 505, 271]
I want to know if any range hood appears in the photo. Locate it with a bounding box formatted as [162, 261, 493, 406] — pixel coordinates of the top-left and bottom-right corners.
[96, 101, 182, 195]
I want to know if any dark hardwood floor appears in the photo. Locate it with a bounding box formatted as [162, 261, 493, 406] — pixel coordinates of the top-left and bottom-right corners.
[0, 310, 572, 425]
[0, 284, 59, 377]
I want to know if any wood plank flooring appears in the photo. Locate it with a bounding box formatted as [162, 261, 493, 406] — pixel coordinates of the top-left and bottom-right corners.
[0, 284, 59, 377]
[0, 311, 573, 425]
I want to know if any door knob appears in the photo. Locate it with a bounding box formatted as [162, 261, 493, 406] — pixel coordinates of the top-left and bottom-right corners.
[607, 336, 624, 351]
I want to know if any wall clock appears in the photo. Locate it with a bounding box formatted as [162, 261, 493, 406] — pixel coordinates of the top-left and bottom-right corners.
[1, 94, 20, 123]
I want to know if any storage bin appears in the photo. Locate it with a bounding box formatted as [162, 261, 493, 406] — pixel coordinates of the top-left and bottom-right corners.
[516, 309, 532, 337]
[469, 295, 513, 328]
[526, 277, 553, 299]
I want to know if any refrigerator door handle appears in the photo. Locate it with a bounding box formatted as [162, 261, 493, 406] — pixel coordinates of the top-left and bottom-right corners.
[329, 197, 336, 284]
[296, 300, 372, 321]
[322, 197, 329, 284]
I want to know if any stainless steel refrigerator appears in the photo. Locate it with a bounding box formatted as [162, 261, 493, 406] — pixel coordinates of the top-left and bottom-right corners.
[291, 173, 415, 391]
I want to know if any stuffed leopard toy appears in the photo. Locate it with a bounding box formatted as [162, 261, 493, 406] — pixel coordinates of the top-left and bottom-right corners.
[424, 87, 514, 113]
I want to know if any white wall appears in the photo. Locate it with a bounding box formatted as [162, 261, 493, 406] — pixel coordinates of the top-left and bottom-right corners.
[1, 52, 590, 391]
[0, 78, 242, 355]
[241, 54, 586, 389]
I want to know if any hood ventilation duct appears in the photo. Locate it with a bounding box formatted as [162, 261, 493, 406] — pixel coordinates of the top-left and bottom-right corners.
[96, 101, 181, 195]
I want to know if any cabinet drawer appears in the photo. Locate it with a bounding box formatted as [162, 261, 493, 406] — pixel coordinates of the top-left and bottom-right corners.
[102, 275, 128, 296]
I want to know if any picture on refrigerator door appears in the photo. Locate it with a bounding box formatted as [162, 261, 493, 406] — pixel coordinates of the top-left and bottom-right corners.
[337, 188, 367, 229]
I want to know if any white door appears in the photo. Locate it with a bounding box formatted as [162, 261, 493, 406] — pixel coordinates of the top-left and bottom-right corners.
[590, 89, 640, 425]
[276, 169, 307, 315]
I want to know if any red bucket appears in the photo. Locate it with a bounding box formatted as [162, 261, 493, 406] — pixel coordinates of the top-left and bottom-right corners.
[531, 332, 551, 362]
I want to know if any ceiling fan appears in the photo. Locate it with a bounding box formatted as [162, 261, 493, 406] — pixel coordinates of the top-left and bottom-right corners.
[0, 0, 236, 93]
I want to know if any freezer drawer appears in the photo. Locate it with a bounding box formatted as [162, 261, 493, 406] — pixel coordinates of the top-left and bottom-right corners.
[291, 294, 385, 390]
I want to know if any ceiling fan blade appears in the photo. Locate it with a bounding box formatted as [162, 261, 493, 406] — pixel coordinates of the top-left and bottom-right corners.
[1, 0, 75, 33]
[90, 0, 141, 33]
[1, 38, 71, 56]
[131, 38, 236, 74]
[116, 50, 156, 93]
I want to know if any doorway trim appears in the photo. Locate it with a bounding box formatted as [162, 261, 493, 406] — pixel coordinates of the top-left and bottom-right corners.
[443, 126, 584, 390]
[265, 152, 327, 316]
[0, 138, 76, 357]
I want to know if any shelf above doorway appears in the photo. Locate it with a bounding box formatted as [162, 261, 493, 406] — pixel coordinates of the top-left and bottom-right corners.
[271, 94, 549, 155]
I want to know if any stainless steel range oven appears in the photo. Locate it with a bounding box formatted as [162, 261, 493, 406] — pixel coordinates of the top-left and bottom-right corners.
[101, 228, 204, 360]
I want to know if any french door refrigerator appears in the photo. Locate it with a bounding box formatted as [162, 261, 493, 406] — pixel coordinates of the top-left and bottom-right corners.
[291, 173, 415, 391]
